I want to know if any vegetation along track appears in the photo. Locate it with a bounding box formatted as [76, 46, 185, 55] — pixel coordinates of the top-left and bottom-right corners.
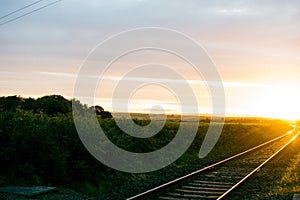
[127, 125, 300, 200]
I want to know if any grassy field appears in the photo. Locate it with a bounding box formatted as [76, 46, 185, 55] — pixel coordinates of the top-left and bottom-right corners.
[272, 138, 300, 196]
[99, 118, 295, 199]
[227, 129, 300, 199]
[0, 95, 298, 199]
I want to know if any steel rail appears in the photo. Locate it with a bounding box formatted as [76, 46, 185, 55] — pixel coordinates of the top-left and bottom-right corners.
[217, 130, 300, 199]
[127, 126, 297, 200]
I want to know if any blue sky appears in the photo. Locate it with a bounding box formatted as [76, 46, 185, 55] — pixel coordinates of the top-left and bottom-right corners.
[1, 0, 300, 119]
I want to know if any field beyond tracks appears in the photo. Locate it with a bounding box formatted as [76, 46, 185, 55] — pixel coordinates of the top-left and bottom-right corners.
[0, 108, 298, 199]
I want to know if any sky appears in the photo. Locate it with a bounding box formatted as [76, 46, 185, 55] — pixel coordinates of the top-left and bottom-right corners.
[1, 0, 300, 120]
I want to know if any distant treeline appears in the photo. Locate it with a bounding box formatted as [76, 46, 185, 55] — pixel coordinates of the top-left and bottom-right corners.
[0, 95, 112, 118]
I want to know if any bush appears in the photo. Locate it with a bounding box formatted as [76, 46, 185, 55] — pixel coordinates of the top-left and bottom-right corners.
[0, 95, 113, 194]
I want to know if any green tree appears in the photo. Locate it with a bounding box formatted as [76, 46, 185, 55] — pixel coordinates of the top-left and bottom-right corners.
[36, 95, 71, 116]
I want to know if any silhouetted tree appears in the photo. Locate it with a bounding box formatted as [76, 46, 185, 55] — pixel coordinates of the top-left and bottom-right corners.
[21, 97, 37, 111]
[36, 95, 71, 116]
[95, 105, 104, 115]
[100, 111, 112, 119]
[0, 95, 22, 111]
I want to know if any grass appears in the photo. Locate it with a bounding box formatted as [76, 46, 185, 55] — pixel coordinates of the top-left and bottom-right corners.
[226, 128, 300, 199]
[99, 119, 293, 199]
[0, 95, 295, 198]
[272, 140, 300, 195]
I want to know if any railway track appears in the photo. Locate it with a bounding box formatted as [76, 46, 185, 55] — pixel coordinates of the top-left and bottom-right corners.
[127, 125, 300, 200]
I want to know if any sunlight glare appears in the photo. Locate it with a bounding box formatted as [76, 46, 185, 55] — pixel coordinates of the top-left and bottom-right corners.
[256, 84, 300, 120]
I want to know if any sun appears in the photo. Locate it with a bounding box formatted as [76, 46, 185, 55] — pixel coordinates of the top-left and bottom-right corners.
[255, 84, 300, 121]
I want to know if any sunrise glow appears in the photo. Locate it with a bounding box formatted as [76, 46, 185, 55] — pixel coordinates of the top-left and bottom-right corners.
[1, 1, 300, 121]
[254, 84, 300, 121]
